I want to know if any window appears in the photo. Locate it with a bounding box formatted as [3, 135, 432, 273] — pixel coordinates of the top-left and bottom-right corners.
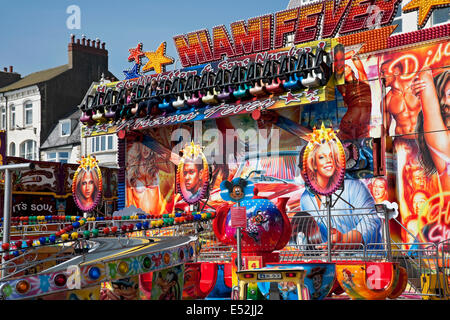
[60, 120, 71, 137]
[10, 105, 15, 129]
[108, 135, 113, 150]
[20, 140, 36, 160]
[59, 152, 70, 163]
[1, 107, 5, 130]
[91, 135, 115, 152]
[432, 7, 449, 26]
[24, 103, 33, 126]
[9, 142, 16, 156]
[47, 152, 57, 162]
[46, 151, 70, 163]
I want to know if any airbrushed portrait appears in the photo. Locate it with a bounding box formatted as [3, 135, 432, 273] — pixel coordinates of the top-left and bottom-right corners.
[74, 167, 102, 212]
[303, 137, 346, 196]
[178, 155, 208, 203]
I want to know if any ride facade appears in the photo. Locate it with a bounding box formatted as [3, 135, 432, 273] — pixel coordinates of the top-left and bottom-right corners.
[1, 0, 449, 300]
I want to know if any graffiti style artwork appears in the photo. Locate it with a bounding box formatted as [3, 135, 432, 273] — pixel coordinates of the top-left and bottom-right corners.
[72, 155, 103, 212]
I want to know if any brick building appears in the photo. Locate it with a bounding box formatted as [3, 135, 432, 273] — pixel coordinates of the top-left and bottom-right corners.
[0, 35, 116, 161]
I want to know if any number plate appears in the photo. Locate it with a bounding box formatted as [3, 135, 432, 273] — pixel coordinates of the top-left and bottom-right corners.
[257, 273, 282, 280]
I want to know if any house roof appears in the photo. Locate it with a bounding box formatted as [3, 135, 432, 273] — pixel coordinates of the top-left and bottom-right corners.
[0, 64, 70, 93]
[40, 108, 81, 150]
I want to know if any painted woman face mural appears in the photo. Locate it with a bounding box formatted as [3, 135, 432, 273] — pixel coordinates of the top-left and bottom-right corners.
[302, 123, 346, 196]
[73, 156, 102, 212]
[79, 171, 97, 203]
[368, 177, 388, 204]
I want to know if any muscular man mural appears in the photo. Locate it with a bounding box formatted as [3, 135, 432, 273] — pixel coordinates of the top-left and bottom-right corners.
[381, 60, 422, 138]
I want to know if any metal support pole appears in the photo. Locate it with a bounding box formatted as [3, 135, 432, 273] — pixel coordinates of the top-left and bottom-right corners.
[1, 162, 35, 276]
[2, 169, 12, 257]
[237, 227, 242, 272]
[326, 195, 332, 263]
[384, 209, 392, 262]
[236, 202, 242, 272]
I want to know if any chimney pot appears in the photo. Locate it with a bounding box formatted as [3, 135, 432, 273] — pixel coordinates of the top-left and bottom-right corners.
[3, 67, 7, 72]
[9, 66, 13, 73]
[87, 39, 91, 46]
[82, 37, 86, 45]
[71, 34, 75, 43]
[102, 42, 106, 50]
[96, 39, 100, 49]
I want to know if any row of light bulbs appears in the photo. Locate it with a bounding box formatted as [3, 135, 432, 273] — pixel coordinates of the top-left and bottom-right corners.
[80, 48, 333, 125]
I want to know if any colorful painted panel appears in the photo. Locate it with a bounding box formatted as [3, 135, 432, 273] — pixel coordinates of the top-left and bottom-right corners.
[300, 124, 346, 196]
[100, 276, 140, 300]
[72, 156, 103, 212]
[176, 142, 210, 204]
[151, 265, 185, 300]
[380, 41, 450, 247]
[125, 127, 177, 215]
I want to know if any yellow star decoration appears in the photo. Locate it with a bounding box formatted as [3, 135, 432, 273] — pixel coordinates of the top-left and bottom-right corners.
[142, 42, 174, 74]
[182, 141, 203, 159]
[78, 155, 99, 170]
[403, 0, 450, 29]
[306, 123, 339, 150]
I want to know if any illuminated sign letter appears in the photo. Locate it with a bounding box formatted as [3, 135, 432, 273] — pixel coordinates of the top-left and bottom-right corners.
[373, 0, 401, 26]
[322, 0, 353, 39]
[230, 15, 273, 56]
[294, 2, 324, 44]
[212, 25, 236, 61]
[339, 0, 372, 35]
[274, 8, 300, 49]
[173, 30, 213, 67]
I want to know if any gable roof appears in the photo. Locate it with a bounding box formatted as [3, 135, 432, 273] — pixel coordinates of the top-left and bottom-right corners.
[40, 108, 81, 150]
[0, 64, 70, 93]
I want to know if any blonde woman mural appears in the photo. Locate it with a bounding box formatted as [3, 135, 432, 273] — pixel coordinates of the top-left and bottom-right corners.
[305, 139, 344, 193]
[368, 177, 388, 204]
[73, 155, 102, 212]
[75, 168, 100, 210]
[300, 124, 382, 250]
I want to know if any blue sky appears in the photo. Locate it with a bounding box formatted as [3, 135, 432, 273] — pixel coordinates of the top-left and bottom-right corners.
[0, 0, 286, 80]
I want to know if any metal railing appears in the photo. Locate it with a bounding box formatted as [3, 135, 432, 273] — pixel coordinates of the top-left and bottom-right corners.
[194, 208, 449, 300]
[1, 212, 448, 300]
[0, 219, 214, 280]
[0, 241, 81, 281]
